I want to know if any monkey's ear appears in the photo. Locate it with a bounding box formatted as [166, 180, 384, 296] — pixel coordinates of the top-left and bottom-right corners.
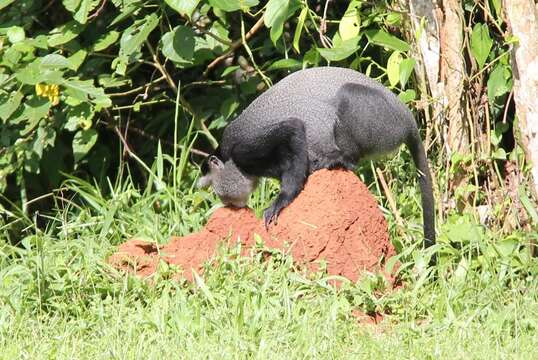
[197, 174, 212, 189]
[208, 155, 224, 170]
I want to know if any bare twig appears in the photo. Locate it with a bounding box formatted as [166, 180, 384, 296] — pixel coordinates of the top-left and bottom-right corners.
[102, 113, 209, 158]
[142, 41, 198, 119]
[40, 0, 56, 14]
[111, 99, 169, 111]
[319, 0, 332, 48]
[239, 14, 272, 88]
[193, 24, 233, 46]
[145, 40, 178, 92]
[114, 126, 133, 157]
[475, 0, 506, 38]
[108, 76, 166, 97]
[203, 16, 265, 76]
[123, 125, 209, 157]
[88, 0, 108, 21]
[181, 79, 227, 91]
[502, 89, 514, 124]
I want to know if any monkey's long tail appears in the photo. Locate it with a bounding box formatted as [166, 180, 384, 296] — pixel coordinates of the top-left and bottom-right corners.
[406, 132, 436, 249]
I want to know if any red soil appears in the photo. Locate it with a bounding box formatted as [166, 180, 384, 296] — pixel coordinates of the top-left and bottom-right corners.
[109, 169, 396, 283]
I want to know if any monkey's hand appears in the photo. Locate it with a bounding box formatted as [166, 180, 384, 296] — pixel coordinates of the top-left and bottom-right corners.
[263, 203, 282, 229]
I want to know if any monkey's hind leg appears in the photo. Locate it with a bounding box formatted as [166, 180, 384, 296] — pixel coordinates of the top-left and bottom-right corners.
[230, 118, 309, 227]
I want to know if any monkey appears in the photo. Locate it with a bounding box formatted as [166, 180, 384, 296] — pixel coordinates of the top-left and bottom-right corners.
[198, 66, 435, 252]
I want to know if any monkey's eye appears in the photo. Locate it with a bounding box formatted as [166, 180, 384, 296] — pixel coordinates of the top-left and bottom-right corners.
[209, 155, 221, 167]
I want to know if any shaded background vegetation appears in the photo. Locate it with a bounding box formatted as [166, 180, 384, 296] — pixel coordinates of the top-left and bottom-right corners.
[0, 0, 535, 245]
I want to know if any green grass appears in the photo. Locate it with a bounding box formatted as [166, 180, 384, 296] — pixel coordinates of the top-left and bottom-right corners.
[1, 168, 538, 360]
[2, 130, 538, 360]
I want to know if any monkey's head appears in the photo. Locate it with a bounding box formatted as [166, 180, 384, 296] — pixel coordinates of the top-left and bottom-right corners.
[197, 155, 258, 208]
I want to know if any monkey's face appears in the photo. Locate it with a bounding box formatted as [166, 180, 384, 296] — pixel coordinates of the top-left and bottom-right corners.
[197, 156, 257, 208]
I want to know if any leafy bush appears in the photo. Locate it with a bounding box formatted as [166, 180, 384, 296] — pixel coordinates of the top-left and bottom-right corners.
[0, 1, 419, 209]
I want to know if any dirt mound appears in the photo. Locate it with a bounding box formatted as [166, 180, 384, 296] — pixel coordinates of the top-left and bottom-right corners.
[109, 169, 395, 283]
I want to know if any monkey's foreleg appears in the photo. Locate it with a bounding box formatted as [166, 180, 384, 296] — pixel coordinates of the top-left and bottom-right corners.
[262, 119, 308, 227]
[228, 118, 309, 227]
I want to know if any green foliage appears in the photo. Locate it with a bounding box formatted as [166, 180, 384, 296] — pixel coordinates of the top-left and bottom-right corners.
[470, 23, 493, 69]
[0, 0, 417, 209]
[364, 29, 410, 52]
[339, 1, 362, 41]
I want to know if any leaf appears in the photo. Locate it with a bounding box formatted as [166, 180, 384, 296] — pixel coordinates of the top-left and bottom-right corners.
[492, 148, 507, 160]
[97, 75, 131, 88]
[205, 21, 230, 51]
[470, 23, 493, 69]
[40, 54, 70, 68]
[48, 21, 85, 47]
[67, 49, 88, 71]
[494, 238, 518, 258]
[73, 129, 98, 162]
[453, 257, 469, 283]
[398, 89, 416, 103]
[219, 96, 239, 119]
[304, 47, 320, 66]
[399, 58, 415, 88]
[446, 219, 483, 244]
[92, 31, 119, 52]
[165, 0, 200, 18]
[0, 91, 23, 122]
[0, 0, 15, 11]
[109, 2, 138, 26]
[62, 79, 111, 108]
[386, 51, 402, 87]
[62, 0, 99, 23]
[317, 37, 359, 62]
[33, 125, 56, 158]
[293, 6, 307, 52]
[385, 12, 401, 26]
[487, 64, 511, 103]
[267, 58, 302, 71]
[208, 0, 258, 12]
[119, 13, 159, 58]
[74, 0, 99, 24]
[16, 60, 64, 85]
[339, 0, 361, 41]
[519, 186, 538, 224]
[31, 35, 49, 50]
[221, 65, 240, 77]
[490, 0, 502, 20]
[161, 26, 196, 65]
[62, 0, 81, 12]
[7, 26, 25, 43]
[18, 97, 51, 130]
[365, 29, 410, 52]
[264, 0, 289, 44]
[66, 103, 94, 132]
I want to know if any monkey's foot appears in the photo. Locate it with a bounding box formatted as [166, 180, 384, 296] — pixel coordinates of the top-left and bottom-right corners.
[263, 204, 281, 229]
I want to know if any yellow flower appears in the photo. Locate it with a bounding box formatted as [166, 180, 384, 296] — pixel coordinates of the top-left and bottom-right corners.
[35, 83, 60, 106]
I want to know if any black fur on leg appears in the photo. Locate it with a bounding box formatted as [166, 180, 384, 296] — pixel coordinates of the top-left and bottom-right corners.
[263, 120, 309, 227]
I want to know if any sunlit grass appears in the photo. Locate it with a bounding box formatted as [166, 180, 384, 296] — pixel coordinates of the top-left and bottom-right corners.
[1, 160, 537, 359]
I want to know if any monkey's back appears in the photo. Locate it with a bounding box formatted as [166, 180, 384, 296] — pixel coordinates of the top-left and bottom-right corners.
[222, 67, 414, 170]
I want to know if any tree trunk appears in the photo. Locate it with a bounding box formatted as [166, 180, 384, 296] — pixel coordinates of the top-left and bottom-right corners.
[409, 0, 442, 102]
[441, 0, 468, 155]
[408, 0, 443, 150]
[503, 0, 538, 196]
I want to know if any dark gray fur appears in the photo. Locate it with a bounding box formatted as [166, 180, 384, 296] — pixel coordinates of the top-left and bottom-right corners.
[200, 67, 435, 251]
